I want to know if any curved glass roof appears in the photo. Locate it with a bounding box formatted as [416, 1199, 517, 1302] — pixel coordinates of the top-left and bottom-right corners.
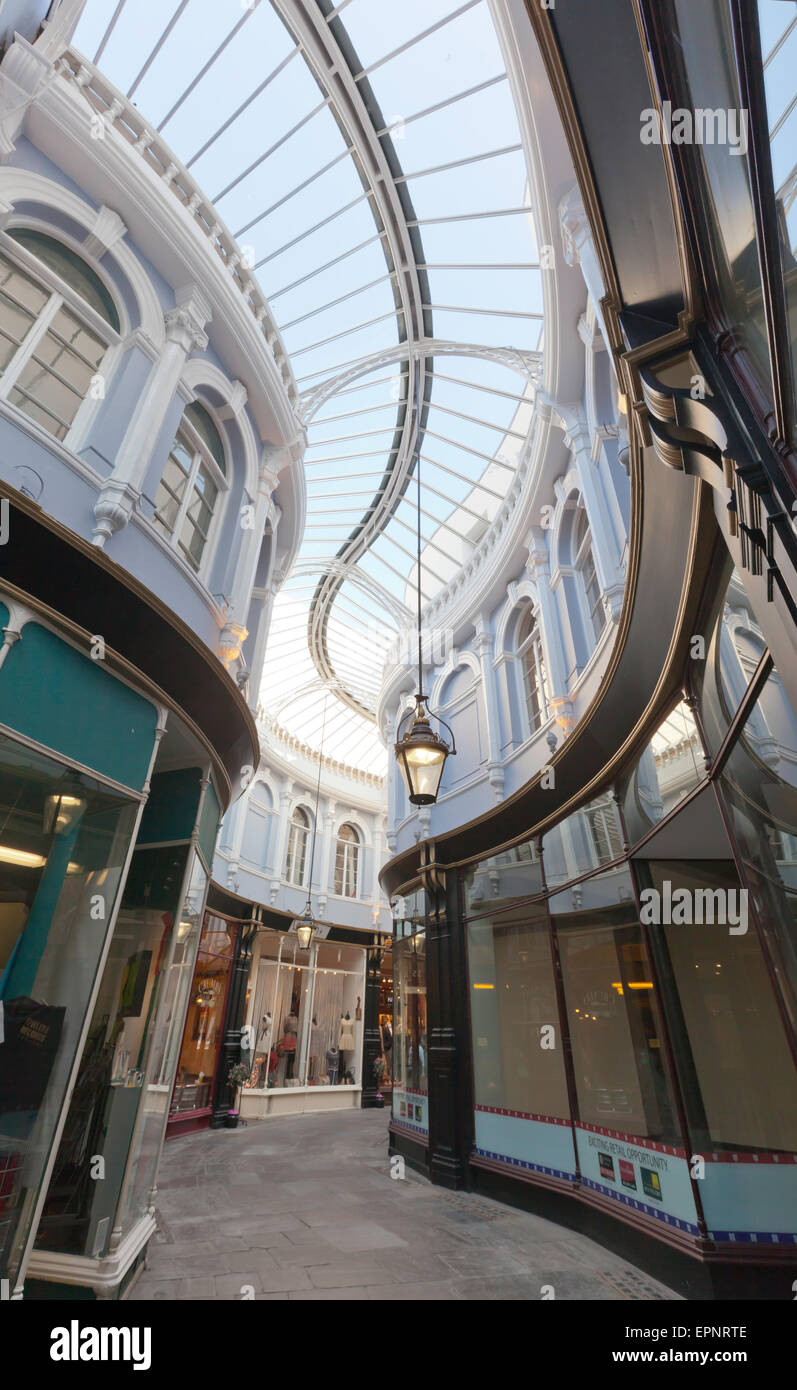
[73, 0, 545, 775]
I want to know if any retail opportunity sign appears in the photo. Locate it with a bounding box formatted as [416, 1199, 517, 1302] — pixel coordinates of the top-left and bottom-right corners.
[575, 1124, 700, 1235]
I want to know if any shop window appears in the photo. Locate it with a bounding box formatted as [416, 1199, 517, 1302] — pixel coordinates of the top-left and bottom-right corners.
[717, 654, 797, 1035]
[284, 806, 311, 887]
[0, 735, 139, 1289]
[645, 860, 797, 1154]
[0, 229, 119, 441]
[468, 902, 570, 1121]
[573, 503, 606, 644]
[333, 823, 360, 898]
[153, 401, 227, 574]
[118, 852, 208, 1235]
[169, 913, 235, 1119]
[516, 606, 550, 735]
[243, 936, 364, 1090]
[392, 929, 428, 1135]
[551, 873, 681, 1146]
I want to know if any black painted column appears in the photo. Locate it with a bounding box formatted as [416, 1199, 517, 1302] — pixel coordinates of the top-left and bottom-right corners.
[426, 870, 472, 1189]
[210, 920, 256, 1127]
[361, 935, 384, 1108]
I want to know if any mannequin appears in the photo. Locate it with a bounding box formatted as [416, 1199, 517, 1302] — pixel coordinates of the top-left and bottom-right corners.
[279, 1011, 298, 1083]
[309, 1015, 324, 1081]
[338, 1012, 355, 1053]
[325, 1045, 340, 1086]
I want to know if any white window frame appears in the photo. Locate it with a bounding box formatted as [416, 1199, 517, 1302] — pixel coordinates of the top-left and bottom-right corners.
[573, 504, 606, 646]
[517, 606, 550, 737]
[0, 229, 122, 449]
[334, 825, 361, 899]
[153, 404, 229, 579]
[285, 807, 311, 888]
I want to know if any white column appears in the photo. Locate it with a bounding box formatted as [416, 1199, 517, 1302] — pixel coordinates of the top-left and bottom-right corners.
[317, 799, 337, 916]
[525, 527, 573, 738]
[384, 710, 397, 853]
[246, 517, 282, 700]
[473, 614, 504, 801]
[92, 287, 211, 545]
[220, 447, 283, 668]
[564, 414, 626, 622]
[270, 784, 293, 904]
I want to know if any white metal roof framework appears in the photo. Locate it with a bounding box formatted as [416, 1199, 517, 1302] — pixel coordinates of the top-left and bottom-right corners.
[73, 0, 545, 775]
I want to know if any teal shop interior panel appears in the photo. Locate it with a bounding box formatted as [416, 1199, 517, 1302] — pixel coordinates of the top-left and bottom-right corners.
[0, 622, 157, 791]
[197, 777, 221, 870]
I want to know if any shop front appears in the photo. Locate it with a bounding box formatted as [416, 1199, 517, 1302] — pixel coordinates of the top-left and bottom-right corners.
[240, 928, 367, 1117]
[385, 565, 797, 1294]
[167, 913, 237, 1137]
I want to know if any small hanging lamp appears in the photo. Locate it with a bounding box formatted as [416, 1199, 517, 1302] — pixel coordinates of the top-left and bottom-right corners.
[394, 360, 455, 805]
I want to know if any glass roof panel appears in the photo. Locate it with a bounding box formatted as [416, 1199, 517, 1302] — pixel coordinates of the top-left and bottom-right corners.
[72, 0, 545, 775]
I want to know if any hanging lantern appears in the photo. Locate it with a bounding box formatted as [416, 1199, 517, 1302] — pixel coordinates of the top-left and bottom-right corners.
[294, 905, 315, 951]
[394, 695, 455, 806]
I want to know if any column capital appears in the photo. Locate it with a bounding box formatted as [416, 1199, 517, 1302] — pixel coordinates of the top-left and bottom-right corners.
[164, 285, 211, 353]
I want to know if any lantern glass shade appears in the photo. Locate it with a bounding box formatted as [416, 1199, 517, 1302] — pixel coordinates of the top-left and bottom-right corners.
[395, 705, 451, 805]
[296, 916, 314, 949]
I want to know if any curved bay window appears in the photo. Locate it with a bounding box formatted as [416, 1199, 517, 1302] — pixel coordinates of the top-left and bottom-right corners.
[334, 823, 360, 898]
[0, 229, 119, 441]
[153, 401, 227, 573]
[285, 806, 311, 887]
[517, 606, 550, 735]
[573, 503, 605, 644]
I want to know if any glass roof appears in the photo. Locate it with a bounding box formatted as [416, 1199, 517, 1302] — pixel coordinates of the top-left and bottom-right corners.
[758, 0, 797, 259]
[73, 0, 545, 775]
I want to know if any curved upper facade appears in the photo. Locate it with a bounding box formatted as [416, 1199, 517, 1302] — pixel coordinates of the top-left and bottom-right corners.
[0, 3, 306, 700]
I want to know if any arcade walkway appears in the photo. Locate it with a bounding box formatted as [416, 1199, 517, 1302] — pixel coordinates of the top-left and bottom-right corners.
[131, 1111, 681, 1301]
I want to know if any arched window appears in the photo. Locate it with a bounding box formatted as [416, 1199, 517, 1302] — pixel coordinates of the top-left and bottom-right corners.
[573, 503, 606, 643]
[0, 229, 119, 441]
[334, 823, 361, 898]
[517, 606, 550, 734]
[285, 806, 311, 887]
[153, 400, 227, 572]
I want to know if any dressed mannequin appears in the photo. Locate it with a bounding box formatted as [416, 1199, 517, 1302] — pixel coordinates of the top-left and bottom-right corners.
[309, 1016, 324, 1081]
[338, 1012, 355, 1052]
[325, 1045, 340, 1086]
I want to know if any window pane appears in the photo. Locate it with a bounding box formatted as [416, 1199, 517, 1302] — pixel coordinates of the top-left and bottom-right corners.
[0, 256, 46, 371]
[468, 903, 573, 1177]
[552, 880, 681, 1145]
[0, 736, 139, 1289]
[8, 230, 120, 331]
[621, 701, 704, 846]
[542, 793, 625, 887]
[8, 308, 105, 440]
[392, 932, 428, 1135]
[646, 860, 797, 1154]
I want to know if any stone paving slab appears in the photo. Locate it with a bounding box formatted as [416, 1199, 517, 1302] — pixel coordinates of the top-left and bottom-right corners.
[130, 1110, 681, 1302]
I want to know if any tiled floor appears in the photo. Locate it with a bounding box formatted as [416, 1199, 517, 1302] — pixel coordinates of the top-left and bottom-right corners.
[130, 1110, 681, 1301]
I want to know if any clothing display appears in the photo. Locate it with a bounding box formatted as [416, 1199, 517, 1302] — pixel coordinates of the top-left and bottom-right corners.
[325, 1046, 340, 1085]
[338, 1015, 355, 1051]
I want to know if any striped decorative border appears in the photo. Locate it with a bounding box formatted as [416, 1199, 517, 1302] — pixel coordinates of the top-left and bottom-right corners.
[391, 1117, 428, 1138]
[707, 1228, 797, 1244]
[477, 1105, 571, 1127]
[576, 1122, 686, 1158]
[581, 1177, 701, 1236]
[475, 1147, 576, 1182]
